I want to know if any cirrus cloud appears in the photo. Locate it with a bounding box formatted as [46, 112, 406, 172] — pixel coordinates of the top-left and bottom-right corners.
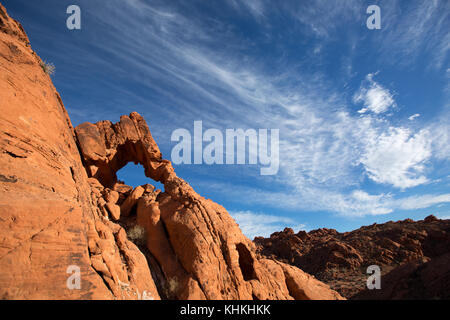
[229, 210, 306, 239]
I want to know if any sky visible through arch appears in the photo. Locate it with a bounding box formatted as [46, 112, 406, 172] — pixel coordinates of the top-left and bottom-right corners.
[4, 0, 449, 239]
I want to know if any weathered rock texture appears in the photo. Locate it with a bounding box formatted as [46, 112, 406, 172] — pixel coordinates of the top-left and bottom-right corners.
[0, 3, 342, 300]
[354, 253, 450, 300]
[255, 216, 450, 299]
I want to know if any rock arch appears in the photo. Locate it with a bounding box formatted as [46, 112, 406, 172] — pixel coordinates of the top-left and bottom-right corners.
[75, 112, 344, 300]
[75, 112, 172, 188]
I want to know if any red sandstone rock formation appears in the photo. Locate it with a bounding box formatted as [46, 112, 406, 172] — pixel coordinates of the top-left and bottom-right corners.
[255, 216, 450, 298]
[0, 3, 342, 300]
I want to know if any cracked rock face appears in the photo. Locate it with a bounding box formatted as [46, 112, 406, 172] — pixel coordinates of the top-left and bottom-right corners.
[0, 3, 342, 300]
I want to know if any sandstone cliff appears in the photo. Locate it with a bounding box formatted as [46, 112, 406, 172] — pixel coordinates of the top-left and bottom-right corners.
[0, 3, 342, 300]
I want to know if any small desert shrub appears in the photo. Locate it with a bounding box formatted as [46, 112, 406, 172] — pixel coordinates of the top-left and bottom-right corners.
[126, 225, 146, 246]
[40, 60, 55, 75]
[163, 277, 179, 299]
[168, 277, 179, 293]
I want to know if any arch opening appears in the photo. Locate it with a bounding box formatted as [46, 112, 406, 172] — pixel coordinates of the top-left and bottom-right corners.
[116, 162, 165, 192]
[236, 243, 257, 281]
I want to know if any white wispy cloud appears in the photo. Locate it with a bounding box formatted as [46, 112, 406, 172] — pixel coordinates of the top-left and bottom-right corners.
[230, 0, 266, 18]
[291, 0, 362, 39]
[429, 107, 450, 160]
[196, 178, 450, 218]
[229, 210, 305, 239]
[354, 73, 396, 114]
[394, 194, 450, 210]
[359, 127, 432, 189]
[87, 1, 447, 217]
[375, 0, 450, 70]
[336, 192, 450, 216]
[408, 113, 421, 120]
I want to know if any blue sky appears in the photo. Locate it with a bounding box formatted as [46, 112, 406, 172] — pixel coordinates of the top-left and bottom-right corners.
[4, 0, 449, 238]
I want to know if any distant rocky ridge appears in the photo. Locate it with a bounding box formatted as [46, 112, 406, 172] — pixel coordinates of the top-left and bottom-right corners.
[0, 2, 342, 300]
[255, 215, 450, 299]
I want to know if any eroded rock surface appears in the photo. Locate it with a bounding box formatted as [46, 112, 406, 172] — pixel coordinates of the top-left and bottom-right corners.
[255, 216, 450, 298]
[354, 252, 450, 300]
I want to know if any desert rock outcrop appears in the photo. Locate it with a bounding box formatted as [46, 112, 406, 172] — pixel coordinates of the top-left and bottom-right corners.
[255, 216, 450, 298]
[353, 252, 450, 300]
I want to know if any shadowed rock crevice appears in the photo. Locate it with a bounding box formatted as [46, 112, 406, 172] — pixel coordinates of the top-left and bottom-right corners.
[236, 243, 257, 281]
[137, 244, 171, 300]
